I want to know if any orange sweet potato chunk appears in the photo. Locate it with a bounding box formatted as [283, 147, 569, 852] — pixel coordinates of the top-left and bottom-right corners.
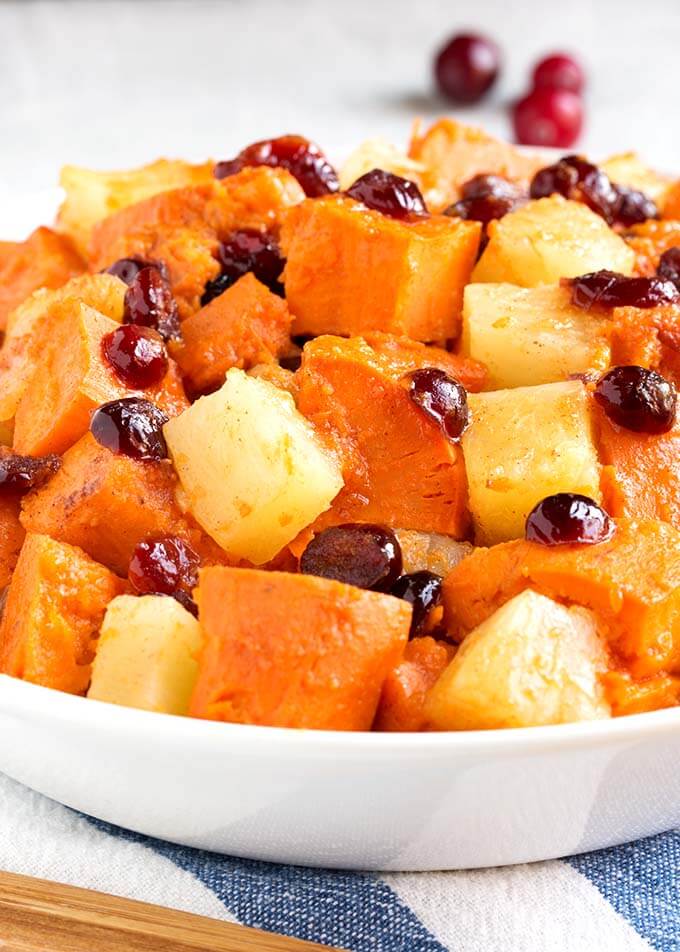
[0, 227, 84, 332]
[442, 519, 680, 678]
[280, 195, 481, 342]
[296, 334, 481, 537]
[190, 567, 411, 729]
[172, 273, 292, 393]
[0, 495, 25, 589]
[20, 432, 226, 577]
[408, 118, 544, 211]
[0, 533, 124, 694]
[602, 670, 680, 717]
[374, 636, 454, 732]
[608, 304, 680, 387]
[626, 220, 680, 275]
[12, 302, 187, 456]
[595, 405, 680, 530]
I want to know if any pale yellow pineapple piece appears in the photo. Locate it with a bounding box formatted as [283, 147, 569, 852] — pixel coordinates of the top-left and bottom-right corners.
[462, 283, 611, 389]
[88, 595, 202, 716]
[425, 589, 611, 730]
[339, 138, 427, 191]
[461, 380, 601, 545]
[472, 195, 634, 286]
[58, 158, 215, 254]
[164, 368, 344, 565]
[600, 152, 671, 203]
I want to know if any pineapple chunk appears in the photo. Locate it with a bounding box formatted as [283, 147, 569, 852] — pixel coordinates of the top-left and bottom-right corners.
[425, 589, 611, 730]
[462, 283, 611, 389]
[462, 380, 601, 545]
[472, 195, 635, 286]
[600, 152, 670, 203]
[88, 595, 202, 715]
[58, 158, 215, 255]
[164, 368, 344, 564]
[339, 138, 427, 191]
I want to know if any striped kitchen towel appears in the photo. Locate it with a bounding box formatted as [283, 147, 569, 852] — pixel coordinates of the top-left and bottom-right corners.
[0, 771, 677, 951]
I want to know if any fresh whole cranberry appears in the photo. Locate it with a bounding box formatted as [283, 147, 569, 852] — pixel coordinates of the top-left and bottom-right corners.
[434, 33, 500, 104]
[124, 267, 180, 341]
[129, 536, 200, 597]
[102, 325, 169, 389]
[391, 571, 443, 638]
[513, 87, 583, 148]
[407, 368, 469, 439]
[594, 366, 677, 434]
[525, 493, 614, 546]
[345, 169, 428, 220]
[570, 270, 679, 310]
[90, 397, 169, 460]
[106, 257, 168, 286]
[202, 229, 284, 308]
[657, 246, 680, 289]
[532, 53, 585, 93]
[214, 135, 339, 197]
[300, 524, 402, 592]
[0, 451, 61, 495]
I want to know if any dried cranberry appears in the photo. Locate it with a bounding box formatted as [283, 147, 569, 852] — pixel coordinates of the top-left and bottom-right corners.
[300, 524, 402, 592]
[129, 535, 200, 600]
[214, 135, 339, 198]
[201, 229, 284, 306]
[445, 192, 520, 227]
[570, 270, 679, 310]
[657, 247, 680, 289]
[513, 88, 583, 149]
[124, 267, 180, 342]
[102, 325, 169, 389]
[530, 155, 618, 221]
[106, 257, 168, 286]
[90, 397, 168, 460]
[532, 53, 585, 93]
[345, 169, 427, 220]
[594, 366, 677, 434]
[407, 368, 469, 439]
[614, 187, 659, 227]
[434, 33, 500, 104]
[391, 571, 443, 638]
[461, 175, 518, 200]
[0, 451, 61, 495]
[525, 493, 614, 546]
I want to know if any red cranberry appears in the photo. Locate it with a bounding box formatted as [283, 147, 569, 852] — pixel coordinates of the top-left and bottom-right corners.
[102, 325, 169, 390]
[214, 135, 339, 198]
[407, 368, 469, 440]
[391, 571, 443, 638]
[0, 451, 61, 495]
[525, 493, 614, 546]
[657, 246, 680, 289]
[129, 535, 200, 604]
[461, 174, 518, 200]
[570, 270, 679, 310]
[124, 267, 180, 342]
[595, 366, 677, 434]
[345, 169, 427, 221]
[614, 187, 659, 227]
[513, 88, 583, 148]
[106, 257, 168, 286]
[530, 155, 618, 222]
[90, 397, 169, 461]
[434, 33, 500, 104]
[532, 54, 585, 93]
[445, 192, 521, 227]
[202, 229, 284, 306]
[300, 524, 402, 592]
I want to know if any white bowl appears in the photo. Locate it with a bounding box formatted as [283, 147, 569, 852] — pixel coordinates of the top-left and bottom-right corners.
[1, 674, 679, 871]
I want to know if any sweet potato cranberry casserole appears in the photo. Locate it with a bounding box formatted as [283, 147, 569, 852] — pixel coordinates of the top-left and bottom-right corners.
[0, 121, 678, 731]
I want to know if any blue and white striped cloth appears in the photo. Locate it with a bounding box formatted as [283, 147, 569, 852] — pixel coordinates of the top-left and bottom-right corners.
[0, 771, 676, 950]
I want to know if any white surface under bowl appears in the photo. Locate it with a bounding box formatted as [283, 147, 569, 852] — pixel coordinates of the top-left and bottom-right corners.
[1, 675, 679, 871]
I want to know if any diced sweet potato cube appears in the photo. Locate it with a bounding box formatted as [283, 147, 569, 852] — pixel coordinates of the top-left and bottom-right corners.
[601, 670, 680, 717]
[374, 636, 454, 732]
[190, 567, 411, 730]
[0, 495, 24, 589]
[12, 302, 187, 456]
[595, 405, 680, 530]
[0, 227, 85, 332]
[281, 195, 480, 341]
[662, 183, 680, 220]
[172, 273, 292, 393]
[625, 220, 680, 275]
[0, 533, 125, 694]
[296, 334, 484, 537]
[408, 118, 544, 211]
[20, 432, 226, 577]
[608, 304, 680, 387]
[442, 518, 680, 678]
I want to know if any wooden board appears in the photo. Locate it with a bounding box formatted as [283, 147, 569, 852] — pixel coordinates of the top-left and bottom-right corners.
[0, 869, 337, 951]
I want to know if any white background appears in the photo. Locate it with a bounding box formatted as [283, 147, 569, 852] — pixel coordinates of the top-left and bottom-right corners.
[0, 0, 679, 192]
